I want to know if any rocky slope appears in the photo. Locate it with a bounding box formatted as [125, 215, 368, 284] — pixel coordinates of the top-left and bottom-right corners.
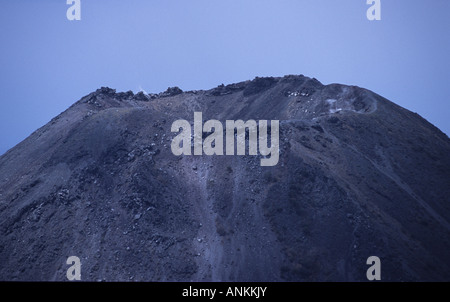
[0, 75, 449, 281]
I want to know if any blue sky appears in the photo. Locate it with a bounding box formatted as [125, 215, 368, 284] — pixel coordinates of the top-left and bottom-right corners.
[1, 0, 449, 155]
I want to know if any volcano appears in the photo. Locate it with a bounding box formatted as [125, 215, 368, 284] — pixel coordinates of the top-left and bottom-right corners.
[0, 74, 449, 281]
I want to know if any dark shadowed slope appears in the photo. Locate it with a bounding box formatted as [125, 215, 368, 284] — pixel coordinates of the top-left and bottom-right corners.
[0, 75, 449, 281]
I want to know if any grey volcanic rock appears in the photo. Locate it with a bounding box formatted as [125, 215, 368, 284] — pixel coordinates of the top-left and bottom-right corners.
[0, 74, 449, 281]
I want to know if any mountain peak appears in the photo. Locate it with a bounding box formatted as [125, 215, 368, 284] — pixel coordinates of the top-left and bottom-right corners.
[1, 74, 449, 281]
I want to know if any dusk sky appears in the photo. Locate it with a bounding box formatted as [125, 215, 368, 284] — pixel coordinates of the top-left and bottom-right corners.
[1, 0, 449, 155]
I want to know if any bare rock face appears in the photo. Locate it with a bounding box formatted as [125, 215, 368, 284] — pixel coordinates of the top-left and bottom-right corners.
[0, 75, 449, 281]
